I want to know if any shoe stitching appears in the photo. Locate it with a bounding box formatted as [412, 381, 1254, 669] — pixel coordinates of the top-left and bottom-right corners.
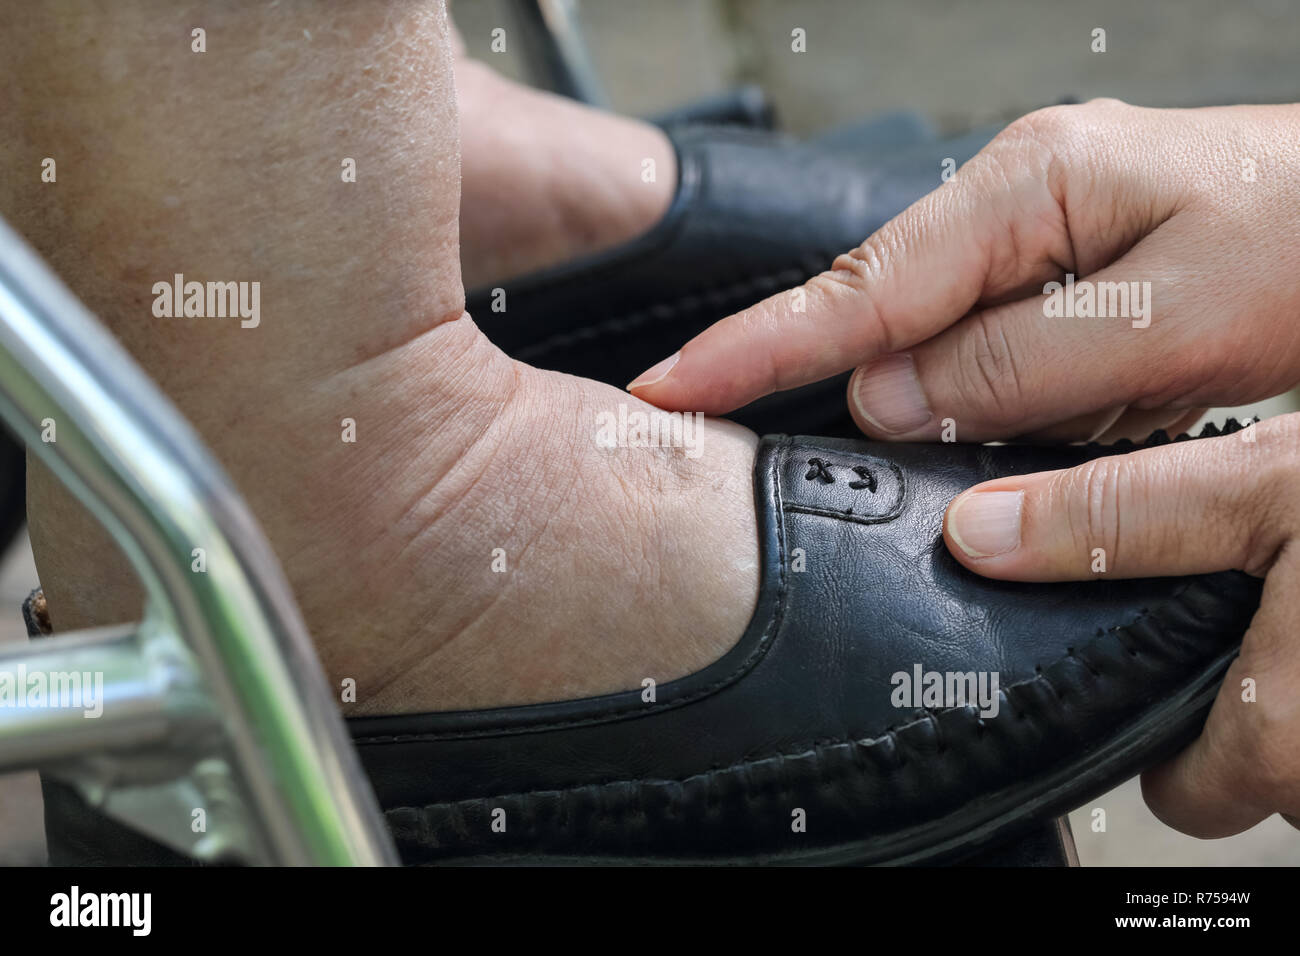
[511, 264, 822, 362]
[780, 442, 906, 525]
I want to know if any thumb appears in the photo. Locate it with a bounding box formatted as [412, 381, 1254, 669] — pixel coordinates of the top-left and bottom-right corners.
[943, 423, 1289, 582]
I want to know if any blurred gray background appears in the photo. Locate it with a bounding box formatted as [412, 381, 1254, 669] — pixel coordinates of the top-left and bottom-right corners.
[458, 0, 1300, 132]
[3, 0, 1299, 866]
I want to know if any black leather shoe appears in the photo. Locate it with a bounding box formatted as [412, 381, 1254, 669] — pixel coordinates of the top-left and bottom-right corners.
[467, 124, 997, 439]
[29, 423, 1261, 865]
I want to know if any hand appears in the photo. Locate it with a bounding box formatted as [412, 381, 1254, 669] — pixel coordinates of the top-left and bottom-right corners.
[627, 99, 1300, 444]
[627, 98, 1300, 838]
[940, 414, 1300, 835]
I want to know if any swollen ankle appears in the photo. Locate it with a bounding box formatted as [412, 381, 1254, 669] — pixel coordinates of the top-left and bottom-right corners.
[352, 375, 761, 714]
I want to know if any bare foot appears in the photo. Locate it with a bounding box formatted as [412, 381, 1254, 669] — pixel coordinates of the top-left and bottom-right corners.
[326, 335, 761, 714]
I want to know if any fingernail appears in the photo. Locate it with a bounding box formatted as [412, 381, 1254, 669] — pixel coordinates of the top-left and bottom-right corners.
[627, 351, 680, 392]
[948, 490, 1024, 558]
[852, 353, 932, 434]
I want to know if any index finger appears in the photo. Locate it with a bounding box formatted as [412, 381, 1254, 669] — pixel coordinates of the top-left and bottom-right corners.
[626, 130, 1071, 415]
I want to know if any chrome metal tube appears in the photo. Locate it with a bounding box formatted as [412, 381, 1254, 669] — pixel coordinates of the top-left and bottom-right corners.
[0, 625, 171, 770]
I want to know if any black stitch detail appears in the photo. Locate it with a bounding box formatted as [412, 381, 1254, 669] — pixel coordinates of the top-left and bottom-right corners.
[848, 465, 877, 491]
[1077, 418, 1248, 455]
[804, 457, 835, 483]
[1058, 644, 1101, 680]
[378, 587, 1263, 859]
[887, 729, 905, 768]
[782, 453, 906, 525]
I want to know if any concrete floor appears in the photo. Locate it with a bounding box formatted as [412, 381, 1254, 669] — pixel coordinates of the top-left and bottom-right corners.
[3, 0, 1300, 866]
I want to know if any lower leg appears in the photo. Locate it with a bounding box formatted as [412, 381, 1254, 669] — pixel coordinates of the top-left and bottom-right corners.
[0, 0, 756, 714]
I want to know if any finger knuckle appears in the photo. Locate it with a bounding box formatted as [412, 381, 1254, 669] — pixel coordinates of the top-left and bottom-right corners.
[1231, 690, 1300, 808]
[832, 233, 891, 289]
[1256, 412, 1300, 474]
[817, 235, 898, 351]
[1058, 456, 1134, 562]
[1080, 95, 1133, 113]
[976, 109, 1085, 222]
[1005, 99, 1129, 143]
[952, 312, 1029, 422]
[992, 104, 1083, 157]
[1254, 413, 1300, 511]
[989, 101, 1131, 188]
[1131, 346, 1220, 409]
[1214, 414, 1300, 567]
